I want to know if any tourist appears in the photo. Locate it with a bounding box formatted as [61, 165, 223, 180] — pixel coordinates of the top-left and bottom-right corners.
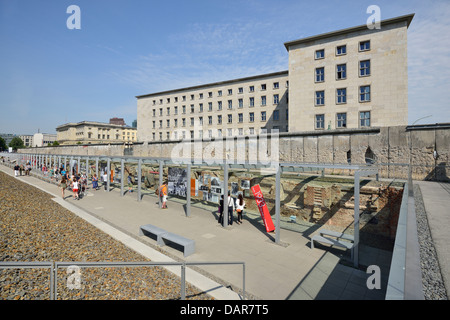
[13, 164, 20, 177]
[227, 190, 235, 225]
[236, 193, 245, 224]
[92, 173, 98, 190]
[218, 195, 224, 224]
[71, 177, 79, 200]
[127, 173, 133, 193]
[158, 181, 168, 209]
[59, 176, 67, 199]
[102, 171, 108, 191]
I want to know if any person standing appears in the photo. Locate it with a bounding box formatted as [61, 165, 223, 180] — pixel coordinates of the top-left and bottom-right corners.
[236, 193, 245, 224]
[127, 173, 134, 193]
[92, 173, 98, 190]
[227, 191, 235, 225]
[14, 164, 20, 177]
[218, 195, 224, 224]
[71, 177, 79, 200]
[102, 171, 108, 191]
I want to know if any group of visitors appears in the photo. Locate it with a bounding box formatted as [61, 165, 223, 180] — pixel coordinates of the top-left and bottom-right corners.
[13, 162, 32, 177]
[218, 192, 246, 226]
[58, 172, 88, 200]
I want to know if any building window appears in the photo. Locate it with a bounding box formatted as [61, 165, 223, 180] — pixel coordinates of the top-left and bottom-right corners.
[228, 100, 233, 109]
[273, 94, 279, 104]
[218, 115, 222, 124]
[199, 93, 203, 99]
[208, 92, 213, 98]
[336, 88, 347, 104]
[159, 120, 163, 128]
[261, 96, 266, 106]
[174, 106, 178, 115]
[315, 114, 325, 129]
[152, 133, 155, 140]
[359, 85, 371, 102]
[182, 96, 186, 101]
[360, 60, 371, 77]
[315, 91, 325, 106]
[208, 116, 212, 125]
[336, 45, 346, 55]
[249, 85, 255, 92]
[249, 97, 255, 107]
[336, 64, 347, 80]
[228, 114, 233, 123]
[228, 89, 232, 95]
[199, 103, 203, 112]
[199, 116, 203, 126]
[182, 105, 186, 114]
[182, 131, 186, 139]
[152, 121, 155, 129]
[359, 40, 370, 51]
[238, 98, 243, 108]
[190, 105, 195, 113]
[218, 90, 222, 97]
[273, 82, 279, 89]
[190, 94, 194, 101]
[208, 102, 213, 111]
[360, 111, 371, 127]
[152, 109, 156, 117]
[208, 130, 212, 138]
[249, 112, 254, 122]
[273, 110, 279, 121]
[315, 49, 325, 59]
[238, 87, 243, 94]
[167, 107, 170, 116]
[190, 118, 194, 126]
[182, 118, 186, 127]
[261, 111, 267, 121]
[315, 67, 324, 82]
[218, 101, 222, 110]
[337, 113, 347, 128]
[190, 131, 194, 138]
[238, 128, 243, 136]
[218, 129, 222, 137]
[166, 132, 170, 140]
[166, 119, 170, 127]
[238, 113, 243, 123]
[159, 108, 163, 116]
[249, 127, 255, 135]
[227, 128, 233, 137]
[174, 119, 178, 127]
[261, 84, 266, 91]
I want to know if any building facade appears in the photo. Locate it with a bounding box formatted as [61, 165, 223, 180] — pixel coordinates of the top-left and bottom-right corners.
[136, 14, 413, 142]
[137, 71, 289, 142]
[56, 121, 137, 145]
[33, 133, 57, 147]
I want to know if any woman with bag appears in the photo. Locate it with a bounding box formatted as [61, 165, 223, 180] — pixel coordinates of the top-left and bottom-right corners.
[236, 193, 245, 224]
[59, 176, 67, 199]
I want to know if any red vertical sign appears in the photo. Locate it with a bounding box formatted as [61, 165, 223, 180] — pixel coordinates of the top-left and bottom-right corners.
[251, 184, 275, 233]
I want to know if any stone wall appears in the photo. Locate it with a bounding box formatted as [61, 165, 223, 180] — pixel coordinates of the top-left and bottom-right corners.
[20, 125, 450, 181]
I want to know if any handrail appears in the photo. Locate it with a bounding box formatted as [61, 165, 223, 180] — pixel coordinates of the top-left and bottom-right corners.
[0, 260, 245, 300]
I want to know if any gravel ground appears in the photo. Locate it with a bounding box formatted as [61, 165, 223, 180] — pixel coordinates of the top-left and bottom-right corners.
[414, 184, 448, 300]
[0, 170, 212, 300]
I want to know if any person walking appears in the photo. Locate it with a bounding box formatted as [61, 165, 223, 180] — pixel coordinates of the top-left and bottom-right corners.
[236, 193, 245, 224]
[127, 173, 134, 193]
[102, 171, 108, 191]
[227, 190, 235, 225]
[13, 164, 20, 177]
[158, 181, 168, 209]
[59, 176, 68, 199]
[71, 177, 80, 200]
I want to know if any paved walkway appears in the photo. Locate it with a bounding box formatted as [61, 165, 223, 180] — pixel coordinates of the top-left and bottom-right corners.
[1, 164, 394, 300]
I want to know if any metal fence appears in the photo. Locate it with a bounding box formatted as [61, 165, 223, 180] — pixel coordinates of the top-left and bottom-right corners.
[0, 261, 246, 300]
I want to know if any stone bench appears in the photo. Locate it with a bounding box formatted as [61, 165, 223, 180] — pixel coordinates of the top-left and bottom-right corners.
[311, 229, 354, 260]
[139, 224, 195, 257]
[160, 232, 195, 257]
[139, 224, 168, 246]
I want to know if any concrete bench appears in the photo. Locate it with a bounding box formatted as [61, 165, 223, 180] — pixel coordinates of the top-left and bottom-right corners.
[139, 224, 168, 246]
[160, 232, 195, 257]
[311, 229, 354, 259]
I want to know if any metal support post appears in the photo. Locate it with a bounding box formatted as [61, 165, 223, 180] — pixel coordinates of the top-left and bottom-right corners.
[353, 172, 360, 268]
[107, 158, 111, 192]
[275, 164, 281, 244]
[120, 159, 124, 196]
[222, 162, 229, 227]
[186, 163, 191, 217]
[137, 159, 142, 201]
[159, 160, 163, 208]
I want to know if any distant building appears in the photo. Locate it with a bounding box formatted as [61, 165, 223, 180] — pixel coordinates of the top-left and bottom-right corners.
[19, 135, 34, 147]
[0, 133, 16, 147]
[56, 121, 137, 145]
[109, 117, 126, 126]
[33, 133, 57, 147]
[132, 119, 137, 128]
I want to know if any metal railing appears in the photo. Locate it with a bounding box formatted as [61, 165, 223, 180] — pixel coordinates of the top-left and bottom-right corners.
[0, 261, 246, 300]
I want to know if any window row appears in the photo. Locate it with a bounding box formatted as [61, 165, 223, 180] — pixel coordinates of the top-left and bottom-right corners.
[151, 110, 289, 129]
[314, 40, 370, 59]
[315, 60, 370, 82]
[151, 81, 288, 106]
[315, 85, 371, 106]
[152, 95, 286, 116]
[314, 111, 371, 130]
[152, 126, 287, 141]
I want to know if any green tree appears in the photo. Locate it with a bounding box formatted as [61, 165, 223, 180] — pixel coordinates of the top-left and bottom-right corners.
[9, 137, 25, 150]
[0, 137, 7, 152]
[52, 141, 60, 146]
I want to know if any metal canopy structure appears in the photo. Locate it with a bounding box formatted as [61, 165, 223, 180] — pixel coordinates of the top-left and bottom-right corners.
[20, 153, 379, 267]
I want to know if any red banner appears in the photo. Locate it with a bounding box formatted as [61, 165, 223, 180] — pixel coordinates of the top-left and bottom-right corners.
[251, 184, 275, 233]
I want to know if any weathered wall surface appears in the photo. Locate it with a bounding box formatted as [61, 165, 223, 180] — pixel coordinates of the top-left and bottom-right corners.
[20, 125, 450, 181]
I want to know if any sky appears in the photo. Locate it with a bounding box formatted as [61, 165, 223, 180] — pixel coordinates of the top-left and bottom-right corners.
[0, 0, 449, 135]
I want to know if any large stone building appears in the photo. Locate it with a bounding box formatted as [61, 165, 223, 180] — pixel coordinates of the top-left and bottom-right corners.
[136, 14, 414, 142]
[56, 121, 137, 145]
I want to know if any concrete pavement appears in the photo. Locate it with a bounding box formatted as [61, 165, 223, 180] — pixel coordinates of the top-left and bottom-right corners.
[1, 164, 396, 300]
